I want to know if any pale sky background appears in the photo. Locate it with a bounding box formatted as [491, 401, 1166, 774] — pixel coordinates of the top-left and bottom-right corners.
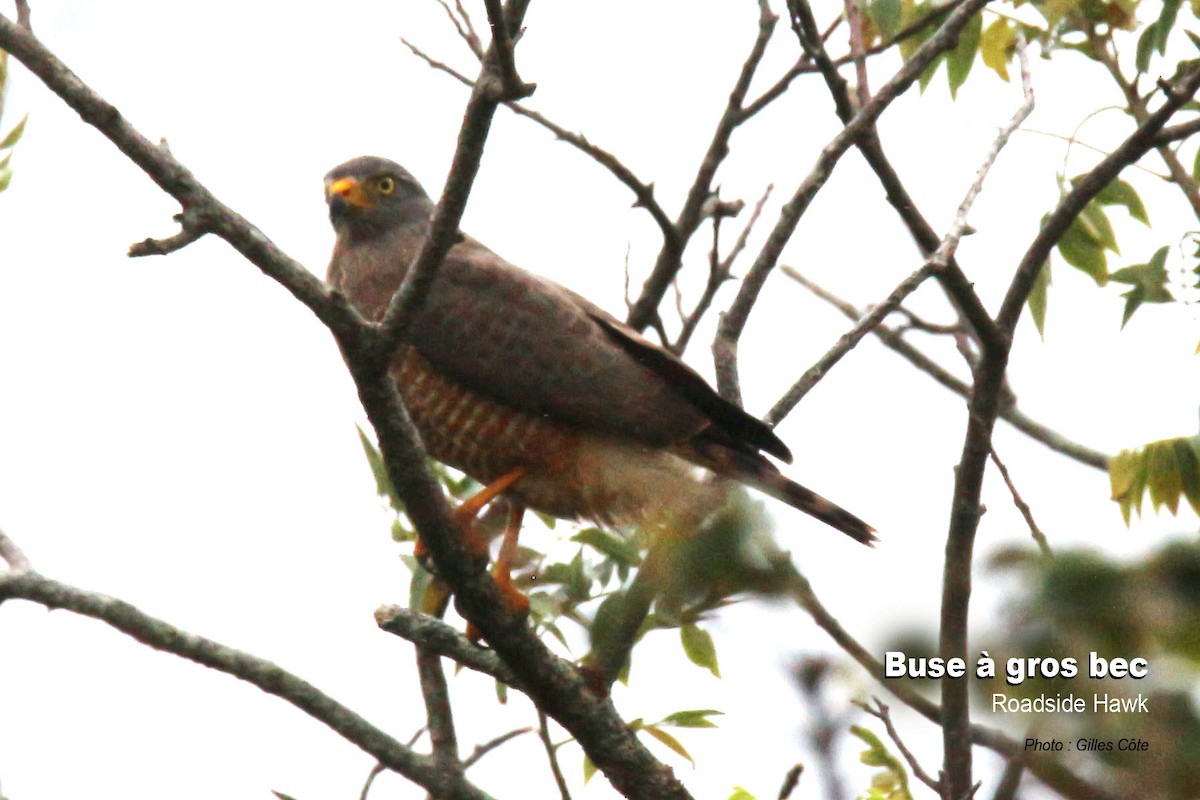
[1, 1, 1198, 799]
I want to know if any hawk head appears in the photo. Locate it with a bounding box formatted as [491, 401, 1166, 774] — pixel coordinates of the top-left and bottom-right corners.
[324, 156, 434, 239]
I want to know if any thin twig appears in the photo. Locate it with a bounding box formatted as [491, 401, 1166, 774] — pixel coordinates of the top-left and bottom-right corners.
[781, 268, 1110, 470]
[627, 0, 779, 332]
[777, 764, 803, 800]
[376, 606, 519, 686]
[673, 184, 773, 355]
[856, 698, 942, 793]
[989, 448, 1052, 557]
[14, 0, 30, 30]
[435, 0, 484, 59]
[462, 727, 533, 769]
[537, 712, 573, 800]
[767, 260, 942, 424]
[0, 527, 32, 573]
[417, 647, 461, 772]
[360, 763, 386, 800]
[713, 0, 995, 405]
[786, 0, 1004, 358]
[481, 0, 533, 99]
[399, 37, 678, 247]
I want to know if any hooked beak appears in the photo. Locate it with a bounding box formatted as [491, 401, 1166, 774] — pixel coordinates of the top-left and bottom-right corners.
[324, 176, 373, 214]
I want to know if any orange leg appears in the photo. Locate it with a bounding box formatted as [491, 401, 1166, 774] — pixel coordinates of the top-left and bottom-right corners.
[413, 468, 526, 565]
[453, 468, 526, 558]
[465, 500, 531, 642]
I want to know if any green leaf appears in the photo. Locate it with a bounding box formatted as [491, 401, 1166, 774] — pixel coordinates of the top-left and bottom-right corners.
[495, 679, 508, 704]
[0, 113, 26, 150]
[1155, 0, 1183, 54]
[571, 528, 640, 566]
[980, 17, 1015, 81]
[1137, 24, 1158, 73]
[1079, 202, 1119, 254]
[1057, 218, 1108, 285]
[869, 0, 902, 39]
[355, 424, 400, 509]
[582, 755, 596, 784]
[641, 725, 695, 766]
[680, 623, 721, 677]
[1173, 437, 1200, 515]
[1028, 260, 1050, 336]
[946, 10, 983, 97]
[660, 709, 724, 728]
[0, 167, 11, 194]
[1147, 440, 1183, 514]
[918, 53, 946, 92]
[1093, 178, 1150, 225]
[727, 789, 756, 800]
[1111, 246, 1173, 326]
[850, 726, 913, 800]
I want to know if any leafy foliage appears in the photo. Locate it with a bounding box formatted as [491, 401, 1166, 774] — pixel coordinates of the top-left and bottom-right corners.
[0, 50, 29, 194]
[851, 726, 913, 800]
[1110, 434, 1200, 522]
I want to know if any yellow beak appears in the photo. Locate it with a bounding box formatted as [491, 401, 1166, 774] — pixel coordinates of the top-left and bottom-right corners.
[325, 176, 373, 208]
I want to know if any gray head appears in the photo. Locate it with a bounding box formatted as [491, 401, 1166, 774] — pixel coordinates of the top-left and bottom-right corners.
[324, 156, 435, 239]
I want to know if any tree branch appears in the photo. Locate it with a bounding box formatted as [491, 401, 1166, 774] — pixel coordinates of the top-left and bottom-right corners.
[626, 0, 779, 332]
[712, 0, 995, 404]
[783, 567, 1119, 800]
[780, 268, 1110, 471]
[940, 62, 1200, 799]
[376, 605, 519, 686]
[0, 526, 32, 573]
[399, 37, 678, 247]
[0, 570, 496, 800]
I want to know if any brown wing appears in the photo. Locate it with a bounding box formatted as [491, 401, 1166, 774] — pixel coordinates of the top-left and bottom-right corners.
[404, 241, 714, 448]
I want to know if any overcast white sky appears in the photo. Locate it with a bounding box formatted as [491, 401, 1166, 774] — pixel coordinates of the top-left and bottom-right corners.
[1, 2, 1198, 799]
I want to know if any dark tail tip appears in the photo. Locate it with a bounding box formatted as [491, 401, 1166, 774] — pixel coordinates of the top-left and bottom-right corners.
[770, 474, 878, 546]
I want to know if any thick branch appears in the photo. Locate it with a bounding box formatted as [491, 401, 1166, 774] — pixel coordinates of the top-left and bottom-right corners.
[0, 571, 495, 800]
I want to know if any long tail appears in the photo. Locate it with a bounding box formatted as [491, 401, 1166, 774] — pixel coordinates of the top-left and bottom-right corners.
[688, 438, 877, 546]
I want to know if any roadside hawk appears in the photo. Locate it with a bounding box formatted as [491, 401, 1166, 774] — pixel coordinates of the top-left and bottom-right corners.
[325, 156, 874, 601]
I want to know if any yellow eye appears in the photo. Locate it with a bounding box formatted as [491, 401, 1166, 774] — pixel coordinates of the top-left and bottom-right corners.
[378, 176, 396, 195]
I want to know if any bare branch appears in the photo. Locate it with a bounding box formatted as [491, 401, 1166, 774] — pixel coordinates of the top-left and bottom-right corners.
[14, 0, 30, 30]
[482, 0, 534, 99]
[0, 526, 32, 573]
[627, 0, 779, 332]
[401, 37, 678, 247]
[360, 763, 386, 800]
[713, 0, 995, 404]
[538, 712, 573, 800]
[989, 448, 1053, 557]
[435, 0, 484, 60]
[417, 646, 461, 772]
[462, 726, 533, 769]
[989, 757, 1024, 800]
[782, 268, 1110, 470]
[785, 0, 1004, 359]
[376, 605, 519, 686]
[0, 571, 496, 800]
[673, 184, 773, 355]
[767, 260, 942, 425]
[856, 698, 942, 793]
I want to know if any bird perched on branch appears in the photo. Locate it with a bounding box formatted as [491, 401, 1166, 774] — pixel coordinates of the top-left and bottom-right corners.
[324, 156, 874, 608]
